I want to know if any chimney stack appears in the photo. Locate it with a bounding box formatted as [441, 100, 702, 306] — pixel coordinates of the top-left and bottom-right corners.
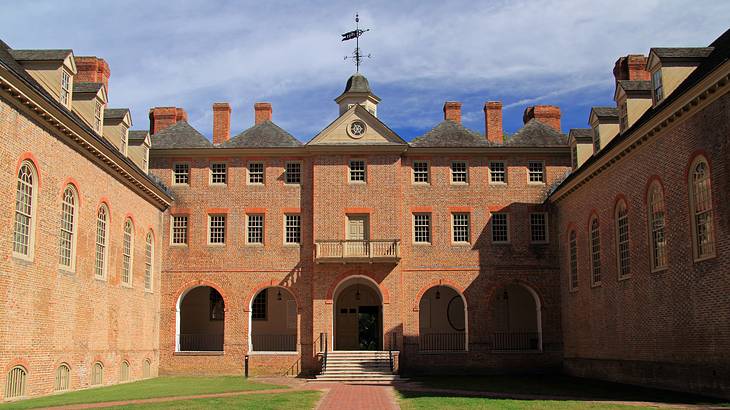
[484, 101, 503, 144]
[212, 103, 231, 145]
[254, 102, 272, 125]
[74, 56, 111, 94]
[443, 101, 462, 124]
[613, 54, 650, 83]
[149, 106, 188, 135]
[523, 105, 561, 132]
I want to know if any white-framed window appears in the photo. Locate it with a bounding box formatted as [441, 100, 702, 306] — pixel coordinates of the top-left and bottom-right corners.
[59, 185, 78, 271]
[142, 146, 149, 172]
[569, 230, 578, 291]
[173, 163, 189, 185]
[491, 213, 509, 243]
[121, 126, 128, 156]
[285, 162, 301, 184]
[13, 161, 37, 259]
[121, 218, 134, 286]
[94, 100, 103, 132]
[247, 214, 264, 244]
[171, 215, 188, 245]
[284, 214, 301, 244]
[652, 69, 663, 103]
[413, 213, 431, 244]
[60, 69, 71, 106]
[489, 161, 506, 184]
[252, 289, 267, 320]
[689, 157, 715, 260]
[95, 204, 109, 280]
[452, 213, 470, 243]
[248, 162, 264, 184]
[119, 361, 130, 383]
[615, 201, 631, 278]
[450, 161, 468, 183]
[5, 365, 27, 398]
[349, 160, 366, 183]
[648, 182, 667, 271]
[413, 161, 429, 184]
[144, 232, 153, 291]
[590, 217, 601, 286]
[209, 215, 226, 245]
[54, 363, 70, 391]
[530, 213, 548, 243]
[91, 362, 103, 386]
[528, 161, 544, 183]
[210, 163, 227, 185]
[593, 127, 601, 154]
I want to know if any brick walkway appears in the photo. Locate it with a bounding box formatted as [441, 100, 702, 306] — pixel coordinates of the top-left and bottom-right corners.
[316, 384, 399, 410]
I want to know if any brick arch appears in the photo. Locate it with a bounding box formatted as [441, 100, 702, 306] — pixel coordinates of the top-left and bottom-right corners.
[60, 177, 82, 206]
[685, 150, 711, 180]
[486, 279, 546, 310]
[644, 175, 666, 204]
[412, 279, 466, 312]
[565, 222, 577, 237]
[4, 358, 30, 374]
[243, 280, 301, 313]
[174, 279, 229, 313]
[586, 209, 599, 232]
[613, 193, 630, 213]
[96, 198, 112, 223]
[16, 152, 42, 187]
[123, 213, 137, 230]
[325, 271, 390, 304]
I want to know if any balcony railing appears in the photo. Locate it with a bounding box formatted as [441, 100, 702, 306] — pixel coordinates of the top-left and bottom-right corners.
[315, 240, 400, 263]
[492, 332, 541, 352]
[251, 334, 297, 352]
[419, 332, 466, 352]
[178, 333, 224, 352]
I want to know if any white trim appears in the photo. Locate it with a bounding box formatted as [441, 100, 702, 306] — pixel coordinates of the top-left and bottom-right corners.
[330, 275, 385, 351]
[247, 286, 299, 354]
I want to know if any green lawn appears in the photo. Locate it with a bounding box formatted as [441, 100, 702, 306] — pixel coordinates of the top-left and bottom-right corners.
[0, 376, 285, 409]
[398, 395, 656, 410]
[106, 390, 322, 409]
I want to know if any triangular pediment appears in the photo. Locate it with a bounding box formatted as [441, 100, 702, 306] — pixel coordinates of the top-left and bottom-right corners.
[307, 105, 406, 146]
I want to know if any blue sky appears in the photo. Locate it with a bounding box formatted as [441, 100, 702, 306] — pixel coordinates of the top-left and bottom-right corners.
[1, 1, 728, 141]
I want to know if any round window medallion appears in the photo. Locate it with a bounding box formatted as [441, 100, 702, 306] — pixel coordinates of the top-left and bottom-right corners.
[348, 120, 366, 139]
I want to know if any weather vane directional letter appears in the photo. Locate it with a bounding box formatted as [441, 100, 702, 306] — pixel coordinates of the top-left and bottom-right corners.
[342, 13, 371, 72]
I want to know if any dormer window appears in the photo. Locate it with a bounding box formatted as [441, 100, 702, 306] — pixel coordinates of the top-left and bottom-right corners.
[120, 126, 128, 156]
[619, 102, 628, 132]
[652, 70, 663, 103]
[592, 127, 601, 154]
[94, 101, 103, 132]
[60, 70, 71, 106]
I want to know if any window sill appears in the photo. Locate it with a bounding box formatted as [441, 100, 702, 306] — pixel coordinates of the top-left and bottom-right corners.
[12, 254, 34, 264]
[530, 241, 549, 245]
[449, 182, 469, 186]
[174, 351, 224, 356]
[94, 276, 107, 282]
[412, 182, 430, 186]
[247, 183, 265, 186]
[209, 183, 228, 187]
[121, 283, 133, 289]
[451, 242, 471, 246]
[528, 182, 546, 186]
[590, 283, 602, 288]
[248, 351, 299, 356]
[569, 288, 578, 293]
[492, 241, 511, 245]
[412, 242, 432, 246]
[170, 243, 188, 248]
[348, 181, 367, 185]
[489, 182, 508, 186]
[58, 266, 76, 275]
[245, 243, 265, 247]
[207, 243, 227, 247]
[171, 184, 189, 187]
[284, 183, 301, 187]
[618, 275, 632, 281]
[283, 243, 301, 247]
[651, 266, 668, 274]
[693, 254, 717, 263]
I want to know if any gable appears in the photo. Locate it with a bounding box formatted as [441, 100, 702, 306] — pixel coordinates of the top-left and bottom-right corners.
[307, 105, 406, 146]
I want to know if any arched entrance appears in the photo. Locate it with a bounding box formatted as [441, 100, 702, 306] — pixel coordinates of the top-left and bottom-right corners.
[249, 286, 298, 352]
[418, 286, 468, 352]
[490, 283, 542, 352]
[176, 286, 225, 352]
[333, 276, 383, 351]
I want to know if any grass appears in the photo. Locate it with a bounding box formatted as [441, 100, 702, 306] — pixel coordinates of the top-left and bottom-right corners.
[398, 394, 657, 410]
[0, 376, 285, 409]
[106, 390, 322, 409]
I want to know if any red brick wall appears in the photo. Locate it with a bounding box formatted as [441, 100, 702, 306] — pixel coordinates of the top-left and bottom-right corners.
[555, 93, 730, 398]
[0, 96, 163, 400]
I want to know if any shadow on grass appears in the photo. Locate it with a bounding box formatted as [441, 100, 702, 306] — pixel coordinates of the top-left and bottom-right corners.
[395, 374, 729, 406]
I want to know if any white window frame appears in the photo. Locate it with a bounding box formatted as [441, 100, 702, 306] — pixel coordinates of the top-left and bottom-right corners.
[60, 69, 71, 107]
[412, 160, 430, 184]
[13, 160, 38, 261]
[94, 100, 103, 132]
[615, 201, 631, 279]
[349, 159, 366, 183]
[527, 160, 545, 184]
[120, 125, 128, 156]
[210, 162, 227, 185]
[58, 185, 78, 271]
[170, 215, 189, 246]
[593, 127, 601, 154]
[491, 213, 510, 244]
[246, 214, 265, 245]
[489, 161, 507, 184]
[648, 182, 668, 272]
[94, 204, 110, 280]
[121, 218, 134, 287]
[589, 217, 601, 287]
[451, 213, 470, 244]
[208, 214, 226, 245]
[284, 161, 302, 185]
[284, 214, 301, 245]
[652, 69, 663, 104]
[248, 162, 265, 185]
[144, 232, 153, 292]
[450, 160, 468, 184]
[530, 212, 549, 244]
[413, 213, 432, 244]
[689, 156, 716, 261]
[173, 163, 190, 186]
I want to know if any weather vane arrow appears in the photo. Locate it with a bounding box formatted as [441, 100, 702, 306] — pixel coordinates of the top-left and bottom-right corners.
[342, 13, 371, 72]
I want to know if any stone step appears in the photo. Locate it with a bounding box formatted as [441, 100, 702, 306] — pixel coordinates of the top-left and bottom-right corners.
[324, 364, 391, 369]
[315, 374, 401, 381]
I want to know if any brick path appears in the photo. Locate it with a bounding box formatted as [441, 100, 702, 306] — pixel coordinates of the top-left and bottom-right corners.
[316, 384, 399, 410]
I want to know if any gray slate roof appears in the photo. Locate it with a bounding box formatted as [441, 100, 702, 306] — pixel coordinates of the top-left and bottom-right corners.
[410, 120, 493, 148]
[569, 128, 593, 142]
[73, 82, 104, 94]
[151, 121, 213, 149]
[9, 49, 72, 61]
[128, 130, 149, 142]
[652, 47, 714, 59]
[504, 119, 568, 146]
[221, 121, 302, 148]
[618, 80, 652, 91]
[104, 108, 130, 119]
[591, 106, 619, 119]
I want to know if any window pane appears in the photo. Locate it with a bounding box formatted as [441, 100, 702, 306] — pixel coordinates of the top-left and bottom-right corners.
[528, 161, 544, 183]
[490, 161, 506, 183]
[414, 213, 431, 243]
[174, 163, 189, 184]
[252, 290, 267, 320]
[210, 215, 226, 244]
[247, 214, 264, 244]
[616, 204, 630, 277]
[530, 213, 547, 242]
[249, 162, 264, 184]
[491, 213, 508, 242]
[451, 161, 467, 183]
[349, 160, 366, 182]
[145, 233, 153, 291]
[452, 213, 469, 243]
[122, 220, 133, 285]
[590, 218, 601, 285]
[413, 161, 429, 183]
[285, 162, 301, 184]
[14, 163, 34, 256]
[211, 163, 227, 184]
[59, 187, 76, 268]
[285, 214, 301, 244]
[172, 216, 188, 245]
[95, 206, 108, 278]
[569, 231, 578, 289]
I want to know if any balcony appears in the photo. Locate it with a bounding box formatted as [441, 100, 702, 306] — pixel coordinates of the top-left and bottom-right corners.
[315, 240, 400, 263]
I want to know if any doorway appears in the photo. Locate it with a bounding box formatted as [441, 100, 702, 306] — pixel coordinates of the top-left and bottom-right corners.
[333, 277, 383, 350]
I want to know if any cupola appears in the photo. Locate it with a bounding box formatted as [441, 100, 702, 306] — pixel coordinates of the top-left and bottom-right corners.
[335, 73, 381, 117]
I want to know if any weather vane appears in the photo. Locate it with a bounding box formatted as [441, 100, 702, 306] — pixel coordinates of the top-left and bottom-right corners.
[342, 13, 371, 72]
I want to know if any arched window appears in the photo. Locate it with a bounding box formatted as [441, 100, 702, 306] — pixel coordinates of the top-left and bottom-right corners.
[143, 359, 151, 379]
[119, 361, 130, 382]
[689, 157, 715, 260]
[648, 182, 668, 270]
[59, 185, 78, 270]
[122, 219, 134, 286]
[55, 363, 70, 391]
[91, 362, 104, 386]
[144, 232, 153, 291]
[5, 366, 27, 398]
[569, 230, 578, 290]
[13, 161, 37, 258]
[590, 217, 601, 286]
[615, 200, 630, 278]
[95, 205, 109, 279]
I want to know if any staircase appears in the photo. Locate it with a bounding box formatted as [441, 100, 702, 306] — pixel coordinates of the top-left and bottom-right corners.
[312, 351, 402, 383]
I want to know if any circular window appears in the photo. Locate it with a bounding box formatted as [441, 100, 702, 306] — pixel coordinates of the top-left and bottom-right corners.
[347, 120, 366, 139]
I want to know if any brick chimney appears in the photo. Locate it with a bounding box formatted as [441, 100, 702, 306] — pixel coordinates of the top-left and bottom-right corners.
[523, 105, 561, 132]
[212, 103, 231, 145]
[443, 101, 462, 124]
[74, 56, 111, 93]
[149, 107, 188, 134]
[254, 102, 272, 125]
[613, 54, 650, 82]
[484, 101, 503, 144]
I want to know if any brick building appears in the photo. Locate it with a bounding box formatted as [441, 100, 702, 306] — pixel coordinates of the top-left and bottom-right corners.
[0, 28, 728, 401]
